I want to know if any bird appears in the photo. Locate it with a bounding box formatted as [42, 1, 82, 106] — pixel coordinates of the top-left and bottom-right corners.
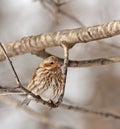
[22, 56, 64, 105]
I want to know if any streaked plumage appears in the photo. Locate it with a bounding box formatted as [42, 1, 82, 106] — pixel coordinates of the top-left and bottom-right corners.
[22, 56, 64, 105]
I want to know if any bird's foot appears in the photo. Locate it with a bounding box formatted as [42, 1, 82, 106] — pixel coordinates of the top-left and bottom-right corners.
[49, 100, 57, 108]
[35, 95, 42, 103]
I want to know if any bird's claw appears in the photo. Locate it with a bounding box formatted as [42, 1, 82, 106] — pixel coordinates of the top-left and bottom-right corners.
[49, 100, 57, 108]
[35, 95, 41, 102]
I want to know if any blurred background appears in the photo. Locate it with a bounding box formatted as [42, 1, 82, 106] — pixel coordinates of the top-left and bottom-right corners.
[0, 0, 120, 129]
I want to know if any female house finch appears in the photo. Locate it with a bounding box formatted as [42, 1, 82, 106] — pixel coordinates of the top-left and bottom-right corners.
[22, 56, 64, 105]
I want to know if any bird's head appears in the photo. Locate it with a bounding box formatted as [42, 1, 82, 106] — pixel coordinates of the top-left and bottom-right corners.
[40, 56, 61, 70]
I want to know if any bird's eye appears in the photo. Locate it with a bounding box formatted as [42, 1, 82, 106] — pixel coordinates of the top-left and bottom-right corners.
[50, 62, 54, 64]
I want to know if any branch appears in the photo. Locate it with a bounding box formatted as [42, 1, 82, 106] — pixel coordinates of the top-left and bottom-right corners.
[40, 0, 84, 26]
[0, 86, 24, 95]
[0, 43, 23, 88]
[0, 20, 120, 61]
[60, 103, 120, 119]
[0, 96, 73, 129]
[0, 42, 60, 108]
[1, 92, 120, 120]
[55, 43, 69, 106]
[1, 88, 120, 120]
[36, 51, 120, 67]
[60, 10, 84, 26]
[0, 43, 36, 95]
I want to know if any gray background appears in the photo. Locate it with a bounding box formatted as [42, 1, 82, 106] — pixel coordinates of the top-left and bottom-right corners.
[0, 0, 120, 129]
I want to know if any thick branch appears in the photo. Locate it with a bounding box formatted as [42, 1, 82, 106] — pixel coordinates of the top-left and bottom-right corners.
[0, 20, 120, 61]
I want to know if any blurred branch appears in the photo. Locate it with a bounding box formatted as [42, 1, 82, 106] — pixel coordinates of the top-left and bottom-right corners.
[40, 0, 83, 25]
[1, 90, 120, 120]
[0, 96, 73, 129]
[60, 10, 84, 26]
[0, 86, 24, 95]
[41, 109, 52, 129]
[0, 20, 120, 61]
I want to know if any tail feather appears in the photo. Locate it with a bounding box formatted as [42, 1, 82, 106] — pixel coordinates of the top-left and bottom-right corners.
[21, 97, 31, 105]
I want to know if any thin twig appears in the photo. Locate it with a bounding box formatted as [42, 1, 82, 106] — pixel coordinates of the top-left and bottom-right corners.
[60, 103, 120, 119]
[0, 43, 22, 88]
[1, 88, 120, 120]
[55, 43, 69, 106]
[35, 51, 120, 67]
[0, 42, 58, 108]
[0, 43, 35, 97]
[0, 43, 35, 95]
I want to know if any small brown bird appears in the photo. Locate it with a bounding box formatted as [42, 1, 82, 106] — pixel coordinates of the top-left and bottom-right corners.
[22, 56, 64, 105]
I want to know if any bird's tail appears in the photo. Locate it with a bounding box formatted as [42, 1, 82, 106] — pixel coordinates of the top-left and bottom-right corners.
[21, 97, 31, 105]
